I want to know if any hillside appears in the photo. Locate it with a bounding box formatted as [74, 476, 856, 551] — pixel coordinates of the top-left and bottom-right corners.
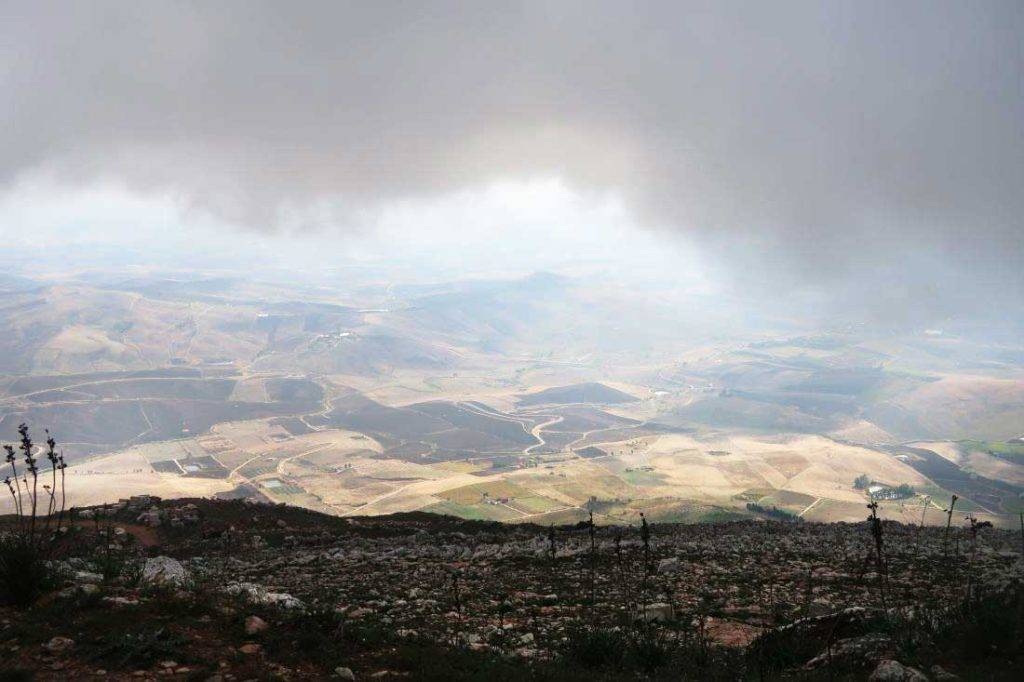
[516, 383, 640, 407]
[1, 497, 1021, 680]
[2, 270, 1024, 530]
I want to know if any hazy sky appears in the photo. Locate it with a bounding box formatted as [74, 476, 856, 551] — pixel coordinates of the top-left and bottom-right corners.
[1, 1, 1021, 320]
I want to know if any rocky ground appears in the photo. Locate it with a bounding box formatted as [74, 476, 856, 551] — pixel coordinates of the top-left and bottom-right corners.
[1, 497, 1022, 680]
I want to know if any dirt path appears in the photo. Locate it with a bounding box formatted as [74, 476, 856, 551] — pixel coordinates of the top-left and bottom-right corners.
[296, 388, 340, 432]
[275, 443, 333, 476]
[228, 454, 265, 479]
[339, 471, 487, 517]
[182, 304, 213, 363]
[567, 421, 647, 450]
[1, 376, 218, 403]
[798, 497, 823, 518]
[524, 415, 563, 455]
[514, 505, 579, 520]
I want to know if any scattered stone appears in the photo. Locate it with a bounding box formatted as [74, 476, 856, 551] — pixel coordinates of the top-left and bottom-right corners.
[244, 615, 269, 635]
[749, 607, 879, 668]
[78, 583, 101, 596]
[637, 602, 674, 623]
[335, 666, 356, 680]
[137, 508, 163, 527]
[224, 582, 305, 611]
[103, 596, 140, 607]
[869, 660, 929, 682]
[74, 570, 104, 584]
[930, 665, 961, 681]
[22, 499, 1023, 678]
[141, 556, 189, 587]
[346, 606, 373, 619]
[127, 495, 160, 509]
[44, 637, 75, 654]
[804, 633, 893, 670]
[172, 503, 201, 526]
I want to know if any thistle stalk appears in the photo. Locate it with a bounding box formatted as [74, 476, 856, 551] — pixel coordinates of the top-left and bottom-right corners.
[943, 494, 958, 559]
[19, 424, 40, 543]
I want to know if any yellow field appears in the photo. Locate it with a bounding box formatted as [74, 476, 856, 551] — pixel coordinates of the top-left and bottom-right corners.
[6, 419, 989, 526]
[0, 448, 233, 513]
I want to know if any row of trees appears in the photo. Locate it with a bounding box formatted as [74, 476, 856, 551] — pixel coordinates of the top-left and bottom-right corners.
[853, 473, 915, 499]
[745, 502, 802, 522]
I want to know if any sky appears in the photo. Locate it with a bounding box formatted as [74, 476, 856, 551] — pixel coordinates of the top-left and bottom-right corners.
[1, 1, 1022, 322]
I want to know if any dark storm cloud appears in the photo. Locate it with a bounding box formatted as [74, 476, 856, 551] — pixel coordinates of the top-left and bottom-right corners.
[1, 1, 1022, 318]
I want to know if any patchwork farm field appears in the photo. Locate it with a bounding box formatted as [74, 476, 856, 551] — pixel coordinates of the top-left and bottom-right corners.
[2, 369, 1021, 528]
[2, 271, 1022, 527]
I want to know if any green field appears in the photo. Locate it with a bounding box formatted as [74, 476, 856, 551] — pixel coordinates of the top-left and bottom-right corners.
[962, 440, 1024, 465]
[422, 500, 521, 522]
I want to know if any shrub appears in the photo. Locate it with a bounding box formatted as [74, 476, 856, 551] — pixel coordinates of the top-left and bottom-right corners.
[89, 627, 189, 669]
[0, 532, 59, 607]
[625, 622, 673, 672]
[930, 584, 1022, 660]
[564, 625, 627, 669]
[0, 424, 68, 607]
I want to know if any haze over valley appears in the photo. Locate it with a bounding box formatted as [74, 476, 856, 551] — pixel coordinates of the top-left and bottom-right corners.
[1, 0, 1022, 528]
[2, 245, 1021, 528]
[5, 5, 1024, 680]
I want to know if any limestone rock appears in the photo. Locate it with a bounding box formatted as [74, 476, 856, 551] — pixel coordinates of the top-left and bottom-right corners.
[244, 615, 269, 635]
[804, 633, 894, 670]
[224, 582, 305, 611]
[637, 602, 674, 623]
[869, 660, 929, 682]
[141, 556, 189, 587]
[930, 665, 960, 681]
[137, 508, 163, 527]
[74, 570, 104, 584]
[44, 637, 75, 654]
